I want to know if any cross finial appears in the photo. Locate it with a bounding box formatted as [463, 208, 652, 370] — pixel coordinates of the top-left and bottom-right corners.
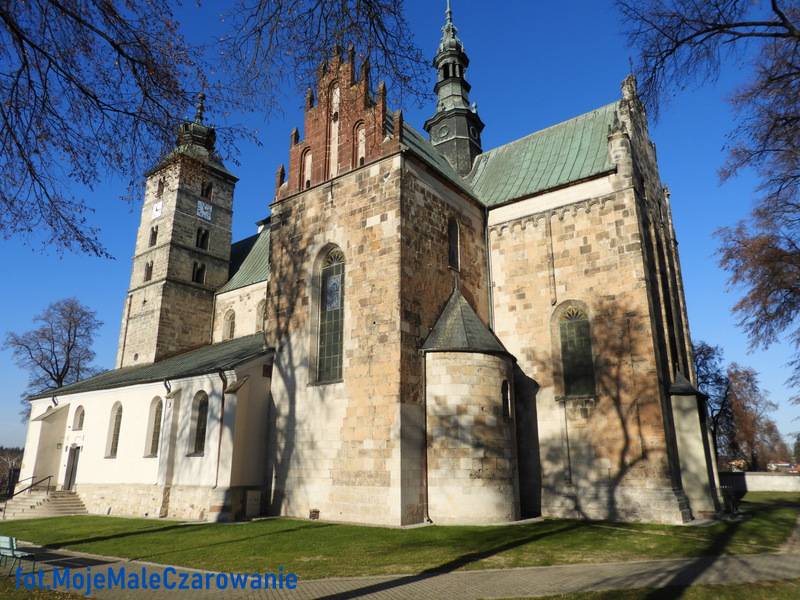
[194, 92, 206, 124]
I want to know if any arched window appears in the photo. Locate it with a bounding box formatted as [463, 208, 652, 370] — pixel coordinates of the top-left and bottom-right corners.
[559, 305, 596, 397]
[190, 392, 209, 455]
[328, 84, 340, 178]
[149, 226, 158, 247]
[301, 149, 313, 189]
[223, 310, 236, 340]
[144, 261, 153, 282]
[501, 381, 511, 421]
[354, 123, 366, 167]
[317, 247, 345, 382]
[448, 218, 460, 271]
[201, 181, 213, 199]
[106, 402, 123, 458]
[192, 262, 206, 284]
[255, 300, 266, 332]
[145, 397, 163, 457]
[196, 227, 209, 250]
[156, 178, 165, 198]
[73, 406, 85, 431]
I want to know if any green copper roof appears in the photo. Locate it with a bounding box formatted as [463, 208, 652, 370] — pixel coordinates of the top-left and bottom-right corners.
[467, 102, 619, 207]
[218, 228, 271, 294]
[29, 334, 272, 400]
[423, 288, 512, 358]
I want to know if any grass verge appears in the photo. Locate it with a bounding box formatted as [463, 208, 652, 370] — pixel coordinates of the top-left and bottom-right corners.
[0, 492, 797, 580]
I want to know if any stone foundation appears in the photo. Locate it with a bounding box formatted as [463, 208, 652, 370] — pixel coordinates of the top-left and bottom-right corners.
[542, 484, 692, 524]
[76, 483, 163, 518]
[74, 484, 258, 522]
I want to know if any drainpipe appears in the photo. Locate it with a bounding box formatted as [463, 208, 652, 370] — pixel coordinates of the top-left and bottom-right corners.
[420, 349, 432, 523]
[214, 370, 228, 489]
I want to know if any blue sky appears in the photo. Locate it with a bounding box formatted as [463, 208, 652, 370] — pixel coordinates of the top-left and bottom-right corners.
[1, 1, 797, 447]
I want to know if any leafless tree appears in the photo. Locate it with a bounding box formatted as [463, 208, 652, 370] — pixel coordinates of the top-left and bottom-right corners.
[1, 0, 426, 257]
[4, 298, 102, 420]
[224, 0, 427, 114]
[617, 1, 800, 399]
[693, 341, 733, 458]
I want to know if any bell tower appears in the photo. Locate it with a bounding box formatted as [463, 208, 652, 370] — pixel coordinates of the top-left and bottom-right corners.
[116, 95, 238, 368]
[423, 0, 484, 176]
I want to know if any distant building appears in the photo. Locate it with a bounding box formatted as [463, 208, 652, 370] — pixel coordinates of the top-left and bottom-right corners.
[18, 4, 719, 524]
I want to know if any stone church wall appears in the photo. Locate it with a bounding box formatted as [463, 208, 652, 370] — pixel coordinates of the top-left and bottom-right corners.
[396, 157, 490, 524]
[488, 175, 687, 523]
[212, 281, 269, 343]
[425, 352, 518, 524]
[266, 154, 407, 525]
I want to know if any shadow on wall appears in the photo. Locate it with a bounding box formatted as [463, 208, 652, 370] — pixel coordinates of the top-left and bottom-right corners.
[519, 297, 672, 522]
[262, 216, 341, 517]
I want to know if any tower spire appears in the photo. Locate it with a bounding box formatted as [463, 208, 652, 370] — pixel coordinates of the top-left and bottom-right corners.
[424, 0, 484, 177]
[194, 92, 206, 124]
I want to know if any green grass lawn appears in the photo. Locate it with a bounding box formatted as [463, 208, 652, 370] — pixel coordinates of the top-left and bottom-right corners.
[506, 577, 800, 599]
[0, 492, 797, 580]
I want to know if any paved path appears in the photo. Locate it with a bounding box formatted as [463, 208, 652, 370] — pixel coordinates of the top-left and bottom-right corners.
[7, 543, 800, 600]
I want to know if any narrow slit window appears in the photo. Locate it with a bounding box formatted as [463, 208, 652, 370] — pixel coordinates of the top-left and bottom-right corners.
[223, 310, 236, 340]
[191, 392, 209, 455]
[196, 227, 209, 250]
[448, 218, 460, 271]
[144, 261, 153, 282]
[106, 404, 123, 458]
[149, 226, 158, 247]
[192, 262, 206, 284]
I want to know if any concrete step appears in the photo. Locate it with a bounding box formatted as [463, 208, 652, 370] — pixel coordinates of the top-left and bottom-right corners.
[2, 491, 88, 520]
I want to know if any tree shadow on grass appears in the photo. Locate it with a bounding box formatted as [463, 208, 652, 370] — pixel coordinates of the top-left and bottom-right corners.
[314, 521, 585, 600]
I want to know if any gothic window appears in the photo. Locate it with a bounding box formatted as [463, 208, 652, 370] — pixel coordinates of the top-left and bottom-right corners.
[328, 84, 341, 178]
[149, 226, 158, 247]
[73, 406, 85, 431]
[196, 227, 209, 250]
[106, 403, 123, 458]
[354, 123, 366, 167]
[192, 262, 206, 284]
[144, 261, 153, 282]
[448, 218, 460, 271]
[501, 381, 511, 421]
[223, 310, 235, 341]
[145, 397, 163, 457]
[156, 179, 164, 198]
[317, 247, 345, 382]
[255, 300, 266, 333]
[559, 306, 596, 397]
[301, 149, 313, 189]
[190, 392, 209, 455]
[201, 181, 213, 200]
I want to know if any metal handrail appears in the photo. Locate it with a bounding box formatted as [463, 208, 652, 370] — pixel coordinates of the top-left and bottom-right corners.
[1, 475, 53, 520]
[15, 475, 54, 496]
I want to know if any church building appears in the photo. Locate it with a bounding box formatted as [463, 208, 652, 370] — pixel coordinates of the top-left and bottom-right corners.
[18, 4, 720, 525]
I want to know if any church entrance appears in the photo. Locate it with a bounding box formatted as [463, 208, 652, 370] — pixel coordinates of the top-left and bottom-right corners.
[64, 446, 81, 491]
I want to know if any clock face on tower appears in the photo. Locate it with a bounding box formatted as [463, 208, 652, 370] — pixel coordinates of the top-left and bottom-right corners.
[196, 200, 212, 221]
[151, 201, 163, 220]
[437, 125, 449, 140]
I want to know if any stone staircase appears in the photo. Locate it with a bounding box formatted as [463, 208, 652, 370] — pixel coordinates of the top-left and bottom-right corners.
[2, 490, 88, 520]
